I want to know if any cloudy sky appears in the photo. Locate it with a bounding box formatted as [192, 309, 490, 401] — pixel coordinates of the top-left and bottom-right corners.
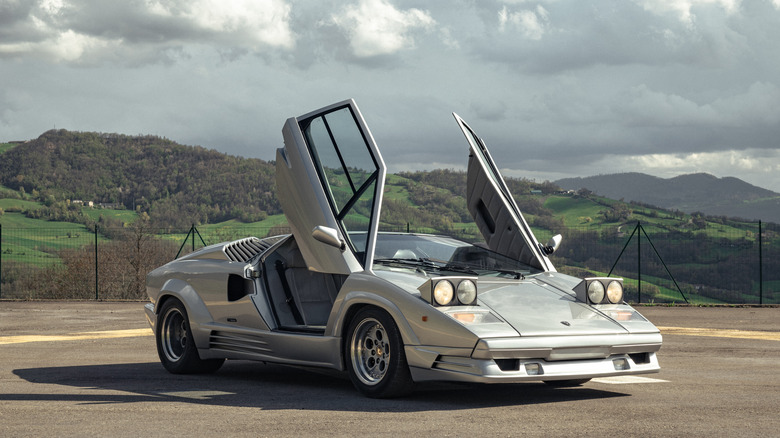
[2, 0, 780, 191]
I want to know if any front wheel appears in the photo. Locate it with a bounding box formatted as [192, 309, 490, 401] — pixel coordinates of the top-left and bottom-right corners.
[156, 298, 224, 374]
[345, 307, 413, 398]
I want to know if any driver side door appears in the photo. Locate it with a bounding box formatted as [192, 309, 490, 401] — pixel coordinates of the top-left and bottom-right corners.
[275, 99, 387, 275]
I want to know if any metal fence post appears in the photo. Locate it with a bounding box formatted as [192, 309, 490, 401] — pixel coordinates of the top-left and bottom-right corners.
[637, 221, 641, 304]
[759, 220, 763, 305]
[95, 225, 99, 300]
[193, 225, 206, 248]
[175, 226, 193, 259]
[0, 223, 3, 299]
[639, 223, 688, 303]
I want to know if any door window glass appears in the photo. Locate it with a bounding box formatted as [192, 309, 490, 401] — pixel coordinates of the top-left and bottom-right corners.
[302, 106, 379, 262]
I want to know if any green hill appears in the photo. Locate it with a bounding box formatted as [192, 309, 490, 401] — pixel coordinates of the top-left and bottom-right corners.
[0, 131, 279, 229]
[2, 130, 778, 304]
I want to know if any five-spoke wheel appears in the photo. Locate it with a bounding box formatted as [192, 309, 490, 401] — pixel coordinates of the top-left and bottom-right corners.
[161, 305, 188, 363]
[156, 298, 224, 374]
[350, 317, 391, 385]
[346, 307, 413, 398]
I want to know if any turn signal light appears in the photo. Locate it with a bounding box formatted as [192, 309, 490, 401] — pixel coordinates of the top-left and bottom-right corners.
[525, 363, 543, 375]
[613, 358, 630, 371]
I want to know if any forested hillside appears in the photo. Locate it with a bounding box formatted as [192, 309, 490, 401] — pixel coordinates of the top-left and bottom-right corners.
[0, 130, 558, 233]
[397, 169, 563, 232]
[0, 130, 279, 228]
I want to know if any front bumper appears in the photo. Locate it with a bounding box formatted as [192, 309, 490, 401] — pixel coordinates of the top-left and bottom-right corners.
[410, 351, 660, 383]
[407, 332, 662, 383]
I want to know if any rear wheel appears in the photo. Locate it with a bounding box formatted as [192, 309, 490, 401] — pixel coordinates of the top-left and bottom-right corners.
[156, 298, 224, 374]
[345, 307, 413, 398]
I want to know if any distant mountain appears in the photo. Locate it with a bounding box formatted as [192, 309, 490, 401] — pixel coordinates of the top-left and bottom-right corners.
[556, 172, 780, 223]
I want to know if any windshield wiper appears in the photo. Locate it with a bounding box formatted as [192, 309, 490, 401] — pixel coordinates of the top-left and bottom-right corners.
[376, 257, 477, 275]
[441, 263, 480, 276]
[374, 258, 439, 270]
[445, 263, 524, 279]
[375, 258, 526, 279]
[492, 268, 526, 280]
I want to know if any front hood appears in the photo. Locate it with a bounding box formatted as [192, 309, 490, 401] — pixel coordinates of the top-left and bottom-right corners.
[478, 278, 629, 337]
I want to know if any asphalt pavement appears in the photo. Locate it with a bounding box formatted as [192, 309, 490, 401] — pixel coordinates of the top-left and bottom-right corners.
[1, 302, 778, 437]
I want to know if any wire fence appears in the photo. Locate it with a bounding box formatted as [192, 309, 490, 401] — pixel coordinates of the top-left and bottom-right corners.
[547, 221, 778, 305]
[1, 221, 777, 304]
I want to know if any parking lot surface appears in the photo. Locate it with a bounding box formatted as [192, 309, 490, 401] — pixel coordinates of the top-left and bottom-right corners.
[1, 302, 779, 437]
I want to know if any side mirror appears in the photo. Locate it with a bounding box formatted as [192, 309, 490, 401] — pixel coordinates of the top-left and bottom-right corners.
[312, 226, 346, 251]
[540, 234, 562, 255]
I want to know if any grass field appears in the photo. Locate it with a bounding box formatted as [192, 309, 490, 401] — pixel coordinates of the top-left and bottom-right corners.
[168, 214, 291, 246]
[0, 196, 131, 267]
[80, 207, 138, 223]
[1, 212, 101, 266]
[2, 181, 776, 303]
[0, 198, 43, 212]
[0, 142, 17, 154]
[563, 265, 720, 305]
[384, 174, 413, 203]
[543, 196, 605, 227]
[0, 186, 20, 197]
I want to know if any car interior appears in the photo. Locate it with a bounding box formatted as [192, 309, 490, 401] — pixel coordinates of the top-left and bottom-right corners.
[262, 237, 347, 330]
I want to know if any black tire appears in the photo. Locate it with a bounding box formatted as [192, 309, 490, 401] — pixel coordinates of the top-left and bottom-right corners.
[544, 378, 591, 387]
[345, 307, 413, 398]
[156, 298, 224, 374]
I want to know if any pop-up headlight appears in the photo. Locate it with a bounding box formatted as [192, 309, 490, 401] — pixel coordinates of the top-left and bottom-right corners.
[456, 280, 477, 305]
[574, 277, 624, 305]
[433, 280, 454, 306]
[419, 277, 478, 306]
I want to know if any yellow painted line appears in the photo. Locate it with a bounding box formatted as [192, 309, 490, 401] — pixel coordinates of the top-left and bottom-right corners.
[157, 391, 235, 400]
[0, 328, 153, 345]
[592, 376, 669, 384]
[659, 326, 780, 342]
[4, 326, 777, 345]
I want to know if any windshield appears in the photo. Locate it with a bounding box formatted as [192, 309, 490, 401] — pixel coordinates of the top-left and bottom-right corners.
[366, 233, 541, 278]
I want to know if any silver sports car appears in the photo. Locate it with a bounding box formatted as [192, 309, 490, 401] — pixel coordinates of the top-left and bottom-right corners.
[145, 99, 661, 398]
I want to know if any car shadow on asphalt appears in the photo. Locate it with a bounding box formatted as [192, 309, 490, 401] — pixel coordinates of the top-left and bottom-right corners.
[10, 360, 629, 410]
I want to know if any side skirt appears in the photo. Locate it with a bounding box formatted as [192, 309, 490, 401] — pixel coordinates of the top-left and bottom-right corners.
[196, 323, 343, 370]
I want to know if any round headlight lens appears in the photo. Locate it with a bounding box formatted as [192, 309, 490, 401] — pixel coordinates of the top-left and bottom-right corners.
[433, 280, 454, 306]
[456, 280, 477, 305]
[587, 281, 605, 304]
[606, 280, 623, 304]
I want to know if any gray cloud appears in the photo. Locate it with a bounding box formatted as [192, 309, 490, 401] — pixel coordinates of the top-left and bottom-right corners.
[1, 0, 779, 193]
[0, 0, 296, 66]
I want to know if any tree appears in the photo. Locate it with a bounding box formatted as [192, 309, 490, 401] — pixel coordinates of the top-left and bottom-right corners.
[576, 188, 592, 198]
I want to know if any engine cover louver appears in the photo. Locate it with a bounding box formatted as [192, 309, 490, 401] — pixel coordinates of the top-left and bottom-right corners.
[223, 237, 272, 262]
